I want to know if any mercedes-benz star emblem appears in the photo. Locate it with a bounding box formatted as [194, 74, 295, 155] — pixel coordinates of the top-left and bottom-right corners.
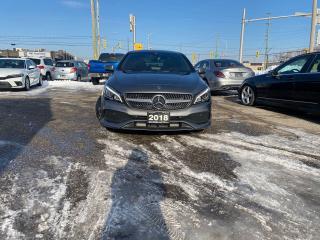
[152, 95, 166, 110]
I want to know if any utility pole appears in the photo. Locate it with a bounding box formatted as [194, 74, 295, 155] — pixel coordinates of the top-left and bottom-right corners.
[264, 15, 271, 70]
[129, 14, 136, 49]
[96, 0, 101, 56]
[215, 34, 220, 58]
[239, 8, 246, 63]
[90, 0, 98, 59]
[147, 33, 152, 50]
[127, 38, 130, 52]
[309, 0, 318, 52]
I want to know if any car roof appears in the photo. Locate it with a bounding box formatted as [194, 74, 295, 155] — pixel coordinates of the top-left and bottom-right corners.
[201, 59, 241, 62]
[0, 58, 25, 61]
[126, 50, 184, 55]
[56, 60, 77, 62]
[26, 57, 52, 59]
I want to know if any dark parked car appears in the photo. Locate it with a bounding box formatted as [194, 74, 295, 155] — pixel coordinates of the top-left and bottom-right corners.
[96, 50, 211, 131]
[195, 59, 254, 91]
[239, 52, 320, 112]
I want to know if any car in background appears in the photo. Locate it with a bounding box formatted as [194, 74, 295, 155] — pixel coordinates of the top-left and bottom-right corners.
[0, 58, 42, 91]
[27, 57, 55, 80]
[96, 50, 211, 131]
[54, 60, 89, 81]
[195, 59, 255, 92]
[89, 53, 125, 85]
[239, 52, 320, 112]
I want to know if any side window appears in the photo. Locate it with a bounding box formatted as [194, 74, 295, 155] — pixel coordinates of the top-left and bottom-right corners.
[202, 61, 209, 70]
[309, 55, 320, 73]
[277, 56, 310, 74]
[44, 59, 53, 66]
[194, 62, 201, 70]
[29, 60, 36, 66]
[26, 60, 32, 69]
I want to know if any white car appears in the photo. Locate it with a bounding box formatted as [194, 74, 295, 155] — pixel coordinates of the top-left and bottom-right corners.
[27, 57, 55, 80]
[0, 58, 42, 91]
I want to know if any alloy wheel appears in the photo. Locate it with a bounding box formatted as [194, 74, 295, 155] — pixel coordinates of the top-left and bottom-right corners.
[241, 85, 255, 106]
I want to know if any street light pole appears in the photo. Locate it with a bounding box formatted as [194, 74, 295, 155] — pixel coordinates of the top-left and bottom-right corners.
[239, 5, 317, 63]
[309, 0, 318, 52]
[239, 8, 246, 63]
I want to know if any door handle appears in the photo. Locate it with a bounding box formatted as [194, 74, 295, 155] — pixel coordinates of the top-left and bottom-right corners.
[287, 76, 295, 80]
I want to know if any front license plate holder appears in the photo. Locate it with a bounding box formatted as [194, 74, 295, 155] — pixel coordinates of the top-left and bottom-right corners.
[147, 112, 170, 124]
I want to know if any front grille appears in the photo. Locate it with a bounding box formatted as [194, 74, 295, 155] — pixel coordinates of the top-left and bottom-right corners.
[125, 93, 193, 110]
[0, 82, 11, 88]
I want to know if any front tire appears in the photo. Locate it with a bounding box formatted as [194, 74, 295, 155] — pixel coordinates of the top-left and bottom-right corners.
[240, 85, 256, 106]
[46, 72, 52, 81]
[95, 96, 104, 120]
[92, 78, 99, 85]
[38, 75, 43, 86]
[24, 77, 30, 91]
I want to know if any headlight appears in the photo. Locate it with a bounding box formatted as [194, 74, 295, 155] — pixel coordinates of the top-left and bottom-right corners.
[194, 87, 210, 104]
[6, 74, 24, 79]
[104, 86, 123, 103]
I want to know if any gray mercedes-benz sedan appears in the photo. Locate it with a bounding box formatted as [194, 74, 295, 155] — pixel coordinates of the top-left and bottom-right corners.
[195, 59, 255, 91]
[96, 50, 211, 131]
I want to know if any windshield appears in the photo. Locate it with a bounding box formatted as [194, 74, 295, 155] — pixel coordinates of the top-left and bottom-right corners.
[29, 58, 41, 65]
[120, 52, 194, 74]
[56, 62, 74, 67]
[214, 60, 243, 68]
[0, 59, 25, 69]
[99, 53, 124, 62]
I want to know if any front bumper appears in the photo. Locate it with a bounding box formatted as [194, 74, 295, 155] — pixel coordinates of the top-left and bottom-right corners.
[99, 98, 211, 131]
[208, 78, 245, 91]
[0, 78, 24, 89]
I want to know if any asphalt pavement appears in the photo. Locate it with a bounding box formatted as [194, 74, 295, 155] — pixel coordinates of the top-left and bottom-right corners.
[0, 82, 319, 240]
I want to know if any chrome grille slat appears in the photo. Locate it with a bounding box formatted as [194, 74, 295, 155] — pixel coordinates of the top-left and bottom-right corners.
[125, 93, 193, 110]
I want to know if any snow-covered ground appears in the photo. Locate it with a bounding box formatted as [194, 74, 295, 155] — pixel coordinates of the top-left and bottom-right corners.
[0, 85, 319, 239]
[0, 81, 103, 97]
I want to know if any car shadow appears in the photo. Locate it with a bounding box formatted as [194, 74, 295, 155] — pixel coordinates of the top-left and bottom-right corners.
[224, 95, 320, 125]
[211, 90, 238, 96]
[103, 148, 170, 240]
[0, 98, 52, 173]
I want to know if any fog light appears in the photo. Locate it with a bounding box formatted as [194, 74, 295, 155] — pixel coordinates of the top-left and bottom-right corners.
[169, 123, 179, 128]
[14, 81, 23, 86]
[136, 122, 147, 127]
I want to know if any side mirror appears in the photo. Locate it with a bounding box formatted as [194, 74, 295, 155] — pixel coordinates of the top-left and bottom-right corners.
[270, 70, 279, 78]
[105, 65, 114, 73]
[197, 67, 206, 75]
[28, 65, 36, 70]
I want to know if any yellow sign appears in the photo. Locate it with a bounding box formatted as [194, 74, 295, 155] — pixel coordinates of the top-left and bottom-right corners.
[256, 51, 260, 58]
[134, 43, 143, 51]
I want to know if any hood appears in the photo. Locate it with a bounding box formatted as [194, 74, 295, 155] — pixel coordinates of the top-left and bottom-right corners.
[108, 71, 207, 94]
[0, 68, 24, 77]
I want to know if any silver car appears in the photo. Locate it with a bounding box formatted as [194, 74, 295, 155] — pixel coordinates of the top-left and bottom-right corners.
[54, 60, 89, 81]
[195, 59, 255, 91]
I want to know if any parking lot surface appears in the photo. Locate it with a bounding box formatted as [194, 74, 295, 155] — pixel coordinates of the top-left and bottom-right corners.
[0, 82, 319, 240]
